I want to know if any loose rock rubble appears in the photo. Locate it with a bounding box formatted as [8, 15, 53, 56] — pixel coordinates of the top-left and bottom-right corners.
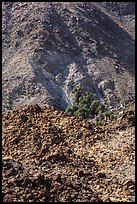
[2, 105, 135, 202]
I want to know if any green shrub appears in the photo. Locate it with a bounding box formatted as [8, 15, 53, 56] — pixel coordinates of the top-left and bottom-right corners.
[65, 87, 118, 124]
[98, 110, 105, 120]
[110, 113, 118, 121]
[82, 104, 90, 110]
[74, 87, 83, 102]
[85, 93, 93, 102]
[110, 113, 114, 120]
[90, 101, 96, 109]
[95, 115, 100, 122]
[72, 104, 79, 112]
[97, 119, 104, 126]
[98, 104, 105, 112]
[65, 106, 74, 115]
[104, 111, 111, 119]
[78, 96, 83, 103]
[75, 107, 90, 119]
[79, 96, 90, 106]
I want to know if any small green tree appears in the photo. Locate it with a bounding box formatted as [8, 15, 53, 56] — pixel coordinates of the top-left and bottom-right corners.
[90, 100, 96, 109]
[110, 113, 117, 121]
[65, 87, 118, 124]
[65, 106, 75, 115]
[75, 107, 90, 119]
[98, 104, 105, 112]
[97, 119, 104, 126]
[73, 87, 83, 102]
[98, 110, 105, 120]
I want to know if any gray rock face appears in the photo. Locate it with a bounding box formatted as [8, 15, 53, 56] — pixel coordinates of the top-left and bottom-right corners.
[2, 2, 135, 111]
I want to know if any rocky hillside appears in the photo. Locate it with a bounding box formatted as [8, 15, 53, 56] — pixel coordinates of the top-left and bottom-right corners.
[2, 2, 135, 111]
[2, 104, 135, 202]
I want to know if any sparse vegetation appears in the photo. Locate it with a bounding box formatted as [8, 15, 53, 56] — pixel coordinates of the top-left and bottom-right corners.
[65, 87, 118, 125]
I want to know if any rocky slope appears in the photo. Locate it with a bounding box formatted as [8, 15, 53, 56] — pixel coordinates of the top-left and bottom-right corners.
[2, 104, 135, 202]
[2, 2, 135, 111]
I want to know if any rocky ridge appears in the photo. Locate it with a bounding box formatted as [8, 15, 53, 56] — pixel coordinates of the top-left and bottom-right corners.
[2, 104, 135, 202]
[2, 2, 135, 111]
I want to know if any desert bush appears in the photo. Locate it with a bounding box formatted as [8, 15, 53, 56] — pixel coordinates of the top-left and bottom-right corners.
[65, 106, 75, 115]
[74, 107, 90, 119]
[73, 87, 83, 102]
[65, 87, 118, 124]
[97, 119, 104, 126]
[98, 104, 105, 112]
